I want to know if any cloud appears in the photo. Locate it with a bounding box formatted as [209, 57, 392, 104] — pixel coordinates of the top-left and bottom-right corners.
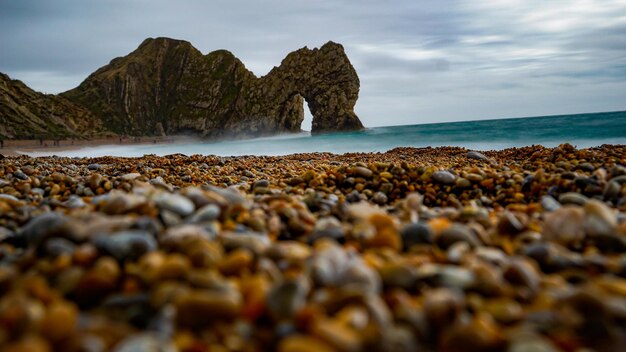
[0, 0, 624, 125]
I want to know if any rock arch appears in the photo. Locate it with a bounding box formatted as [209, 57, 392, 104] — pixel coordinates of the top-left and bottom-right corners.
[62, 38, 364, 138]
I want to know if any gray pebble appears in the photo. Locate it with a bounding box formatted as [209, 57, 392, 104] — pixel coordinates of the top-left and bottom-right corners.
[467, 151, 488, 161]
[93, 230, 157, 261]
[400, 222, 433, 249]
[14, 171, 29, 180]
[558, 192, 588, 205]
[187, 204, 221, 223]
[432, 170, 456, 184]
[253, 179, 270, 189]
[154, 193, 195, 217]
[540, 195, 561, 211]
[372, 191, 388, 205]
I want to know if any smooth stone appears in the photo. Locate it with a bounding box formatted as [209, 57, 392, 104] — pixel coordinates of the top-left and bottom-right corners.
[187, 204, 221, 223]
[432, 170, 456, 185]
[175, 290, 242, 327]
[455, 177, 471, 188]
[372, 192, 388, 205]
[466, 173, 484, 182]
[354, 166, 373, 178]
[540, 195, 561, 211]
[543, 206, 585, 246]
[577, 162, 595, 172]
[253, 179, 270, 189]
[400, 222, 433, 249]
[436, 265, 476, 289]
[87, 163, 102, 171]
[467, 151, 488, 161]
[309, 217, 345, 243]
[154, 192, 195, 217]
[206, 185, 246, 205]
[603, 181, 621, 199]
[0, 178, 9, 187]
[93, 230, 157, 261]
[220, 232, 270, 254]
[584, 199, 616, 237]
[447, 241, 471, 263]
[436, 224, 482, 249]
[20, 212, 70, 245]
[150, 177, 174, 192]
[503, 258, 540, 297]
[475, 247, 508, 266]
[62, 195, 87, 209]
[14, 171, 29, 180]
[120, 173, 141, 181]
[0, 193, 22, 205]
[558, 192, 589, 205]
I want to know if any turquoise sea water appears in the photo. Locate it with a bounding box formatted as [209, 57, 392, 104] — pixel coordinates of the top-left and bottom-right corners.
[25, 110, 626, 157]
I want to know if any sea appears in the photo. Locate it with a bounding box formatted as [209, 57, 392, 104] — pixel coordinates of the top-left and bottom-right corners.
[25, 110, 626, 158]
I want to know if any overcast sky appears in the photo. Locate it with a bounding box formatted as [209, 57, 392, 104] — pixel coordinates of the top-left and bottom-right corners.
[1, 0, 625, 127]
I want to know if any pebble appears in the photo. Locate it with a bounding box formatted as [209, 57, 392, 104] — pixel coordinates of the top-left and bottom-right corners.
[175, 290, 242, 327]
[353, 166, 373, 178]
[87, 163, 102, 171]
[467, 151, 489, 161]
[432, 170, 456, 184]
[543, 206, 585, 246]
[435, 224, 482, 249]
[558, 192, 589, 206]
[93, 230, 157, 261]
[372, 191, 388, 205]
[154, 192, 195, 217]
[540, 195, 561, 211]
[400, 222, 433, 249]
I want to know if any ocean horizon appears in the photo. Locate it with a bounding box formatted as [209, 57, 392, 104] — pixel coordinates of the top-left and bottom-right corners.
[23, 110, 626, 158]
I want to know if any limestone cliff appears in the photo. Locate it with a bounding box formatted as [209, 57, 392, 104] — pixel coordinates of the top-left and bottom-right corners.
[62, 37, 363, 137]
[1, 38, 363, 140]
[0, 73, 104, 140]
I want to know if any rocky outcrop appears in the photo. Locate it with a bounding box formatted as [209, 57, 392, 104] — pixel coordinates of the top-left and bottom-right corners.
[0, 73, 105, 140]
[1, 38, 363, 140]
[62, 37, 363, 137]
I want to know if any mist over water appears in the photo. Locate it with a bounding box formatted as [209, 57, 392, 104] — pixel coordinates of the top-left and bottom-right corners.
[24, 111, 626, 158]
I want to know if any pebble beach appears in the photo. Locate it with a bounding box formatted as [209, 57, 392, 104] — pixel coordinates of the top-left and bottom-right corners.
[0, 144, 625, 351]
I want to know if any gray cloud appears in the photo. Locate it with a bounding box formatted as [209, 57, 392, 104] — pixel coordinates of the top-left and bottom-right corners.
[1, 0, 625, 126]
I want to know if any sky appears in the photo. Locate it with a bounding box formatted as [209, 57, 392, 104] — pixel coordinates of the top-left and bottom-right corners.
[1, 0, 625, 128]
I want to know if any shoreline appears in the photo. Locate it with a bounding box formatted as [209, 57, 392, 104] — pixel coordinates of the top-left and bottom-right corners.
[0, 135, 184, 157]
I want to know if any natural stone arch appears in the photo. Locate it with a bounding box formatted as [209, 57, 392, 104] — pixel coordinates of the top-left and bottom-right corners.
[63, 38, 364, 138]
[253, 41, 364, 134]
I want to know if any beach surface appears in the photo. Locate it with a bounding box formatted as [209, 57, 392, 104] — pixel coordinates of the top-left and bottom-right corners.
[0, 144, 625, 351]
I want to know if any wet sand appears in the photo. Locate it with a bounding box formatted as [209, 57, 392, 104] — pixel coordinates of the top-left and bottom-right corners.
[0, 144, 625, 351]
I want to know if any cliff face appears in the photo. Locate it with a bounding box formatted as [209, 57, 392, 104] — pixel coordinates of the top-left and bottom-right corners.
[0, 73, 104, 140]
[62, 37, 363, 137]
[1, 37, 363, 140]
